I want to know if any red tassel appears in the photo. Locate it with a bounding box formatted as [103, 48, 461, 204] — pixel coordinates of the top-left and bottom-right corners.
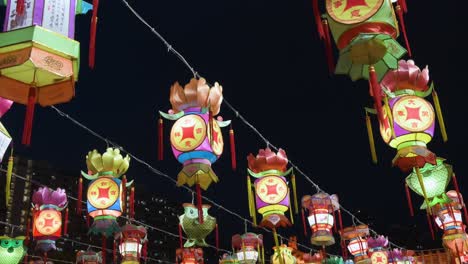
[337, 209, 344, 233]
[312, 0, 324, 39]
[77, 177, 83, 215]
[426, 213, 435, 240]
[215, 223, 219, 253]
[16, 0, 25, 15]
[143, 241, 148, 261]
[86, 213, 90, 228]
[331, 207, 338, 233]
[102, 235, 107, 264]
[158, 117, 164, 161]
[196, 184, 204, 224]
[64, 208, 69, 236]
[452, 174, 468, 222]
[178, 224, 184, 249]
[122, 175, 127, 214]
[113, 239, 117, 263]
[301, 208, 308, 236]
[130, 186, 135, 219]
[340, 239, 347, 259]
[405, 184, 414, 217]
[22, 87, 36, 146]
[322, 20, 335, 74]
[398, 0, 407, 13]
[44, 252, 47, 264]
[89, 0, 99, 68]
[229, 126, 237, 170]
[369, 66, 384, 123]
[23, 254, 28, 264]
[396, 5, 412, 57]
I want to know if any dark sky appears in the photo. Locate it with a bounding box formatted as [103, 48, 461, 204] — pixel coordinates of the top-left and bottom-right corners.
[1, 0, 466, 258]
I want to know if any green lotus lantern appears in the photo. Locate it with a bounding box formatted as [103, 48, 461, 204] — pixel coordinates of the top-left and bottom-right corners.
[0, 236, 26, 264]
[405, 158, 452, 210]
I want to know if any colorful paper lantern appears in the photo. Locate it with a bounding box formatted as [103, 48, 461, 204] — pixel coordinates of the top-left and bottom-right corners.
[246, 148, 298, 228]
[0, 0, 92, 145]
[178, 203, 217, 248]
[232, 233, 264, 264]
[80, 148, 131, 237]
[341, 225, 370, 264]
[76, 250, 102, 264]
[160, 78, 231, 222]
[220, 254, 240, 264]
[387, 249, 412, 264]
[301, 193, 340, 246]
[302, 253, 323, 264]
[271, 245, 296, 264]
[176, 248, 204, 264]
[367, 236, 388, 264]
[31, 187, 67, 253]
[0, 235, 26, 264]
[115, 224, 148, 264]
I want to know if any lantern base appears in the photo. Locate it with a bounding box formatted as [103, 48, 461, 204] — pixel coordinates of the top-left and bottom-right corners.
[335, 33, 406, 82]
[35, 239, 57, 252]
[88, 216, 121, 237]
[177, 162, 218, 190]
[311, 231, 335, 246]
[393, 145, 437, 172]
[259, 214, 291, 229]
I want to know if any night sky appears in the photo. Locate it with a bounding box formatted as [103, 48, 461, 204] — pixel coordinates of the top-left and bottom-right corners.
[0, 0, 465, 258]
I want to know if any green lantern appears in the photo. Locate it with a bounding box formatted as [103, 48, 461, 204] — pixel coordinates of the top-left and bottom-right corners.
[405, 158, 452, 209]
[0, 236, 26, 264]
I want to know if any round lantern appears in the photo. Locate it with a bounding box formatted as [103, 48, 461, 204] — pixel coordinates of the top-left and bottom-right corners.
[81, 148, 131, 237]
[232, 233, 263, 264]
[176, 248, 204, 264]
[367, 236, 388, 264]
[115, 224, 147, 264]
[32, 187, 67, 253]
[271, 244, 296, 264]
[76, 250, 102, 264]
[0, 235, 26, 264]
[341, 225, 370, 264]
[301, 193, 339, 246]
[160, 78, 230, 222]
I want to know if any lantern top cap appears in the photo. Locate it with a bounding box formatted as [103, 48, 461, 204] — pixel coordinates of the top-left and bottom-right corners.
[341, 225, 369, 240]
[85, 148, 130, 177]
[302, 193, 339, 211]
[169, 78, 223, 115]
[367, 235, 388, 249]
[232, 233, 263, 248]
[381, 60, 430, 94]
[182, 203, 212, 209]
[115, 224, 147, 240]
[247, 148, 289, 173]
[32, 187, 67, 208]
[302, 253, 323, 262]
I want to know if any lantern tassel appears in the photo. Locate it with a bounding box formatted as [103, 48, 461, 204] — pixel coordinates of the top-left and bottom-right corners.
[426, 213, 435, 240]
[365, 113, 378, 164]
[22, 87, 36, 146]
[16, 0, 25, 15]
[272, 228, 284, 264]
[86, 213, 90, 228]
[122, 175, 127, 214]
[312, 0, 324, 39]
[291, 173, 299, 214]
[383, 95, 396, 139]
[63, 208, 69, 236]
[23, 254, 28, 264]
[178, 224, 184, 248]
[44, 252, 47, 264]
[158, 117, 164, 160]
[331, 205, 338, 233]
[113, 239, 117, 263]
[5, 150, 13, 207]
[215, 223, 219, 253]
[247, 176, 254, 217]
[415, 167, 431, 213]
[143, 241, 148, 261]
[89, 0, 99, 68]
[261, 245, 265, 264]
[395, 5, 412, 57]
[405, 184, 414, 217]
[341, 239, 347, 259]
[102, 235, 106, 264]
[398, 0, 407, 13]
[242, 242, 247, 263]
[289, 203, 294, 225]
[196, 183, 204, 224]
[229, 126, 237, 170]
[432, 85, 448, 142]
[77, 176, 83, 215]
[301, 208, 308, 236]
[452, 174, 468, 222]
[369, 66, 384, 124]
[322, 20, 335, 74]
[130, 186, 135, 219]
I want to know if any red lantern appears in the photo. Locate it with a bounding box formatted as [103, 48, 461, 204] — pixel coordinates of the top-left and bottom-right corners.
[115, 224, 148, 263]
[176, 248, 204, 264]
[301, 193, 339, 246]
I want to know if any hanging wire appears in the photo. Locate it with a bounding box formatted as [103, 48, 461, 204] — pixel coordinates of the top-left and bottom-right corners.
[116, 0, 412, 252]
